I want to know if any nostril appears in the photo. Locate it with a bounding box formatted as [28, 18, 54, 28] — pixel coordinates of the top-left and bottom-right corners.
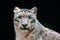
[22, 24, 27, 27]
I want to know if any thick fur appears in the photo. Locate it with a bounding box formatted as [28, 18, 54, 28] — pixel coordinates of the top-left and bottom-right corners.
[13, 7, 60, 40]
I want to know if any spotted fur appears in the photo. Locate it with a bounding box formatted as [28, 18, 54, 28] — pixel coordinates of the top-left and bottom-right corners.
[13, 7, 60, 40]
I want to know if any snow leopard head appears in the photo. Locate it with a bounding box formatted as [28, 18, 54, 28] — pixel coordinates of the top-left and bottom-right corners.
[13, 7, 37, 32]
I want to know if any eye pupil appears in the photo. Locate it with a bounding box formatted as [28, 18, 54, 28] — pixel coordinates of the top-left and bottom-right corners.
[18, 16, 22, 19]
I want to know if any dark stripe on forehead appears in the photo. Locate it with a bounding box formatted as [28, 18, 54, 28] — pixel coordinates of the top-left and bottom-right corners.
[21, 9, 30, 13]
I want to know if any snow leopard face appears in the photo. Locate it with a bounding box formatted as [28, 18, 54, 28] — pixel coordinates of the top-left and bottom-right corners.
[13, 7, 37, 32]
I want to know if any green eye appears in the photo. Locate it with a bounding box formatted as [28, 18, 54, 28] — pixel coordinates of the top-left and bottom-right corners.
[18, 16, 22, 19]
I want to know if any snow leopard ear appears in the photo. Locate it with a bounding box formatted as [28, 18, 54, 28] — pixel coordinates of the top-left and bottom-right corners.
[13, 7, 21, 13]
[30, 7, 37, 15]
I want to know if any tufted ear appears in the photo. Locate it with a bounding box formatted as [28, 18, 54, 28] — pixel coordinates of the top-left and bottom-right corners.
[13, 7, 21, 13]
[30, 7, 37, 15]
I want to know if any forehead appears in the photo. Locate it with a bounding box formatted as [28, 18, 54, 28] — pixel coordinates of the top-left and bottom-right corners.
[18, 12, 32, 16]
[17, 9, 34, 16]
[21, 9, 29, 12]
[14, 9, 36, 18]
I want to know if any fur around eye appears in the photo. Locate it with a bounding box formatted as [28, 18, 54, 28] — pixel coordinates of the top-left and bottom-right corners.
[31, 19, 35, 23]
[28, 16, 32, 19]
[18, 16, 22, 19]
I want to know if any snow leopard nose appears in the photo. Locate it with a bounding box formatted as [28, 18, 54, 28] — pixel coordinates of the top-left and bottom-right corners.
[22, 24, 28, 27]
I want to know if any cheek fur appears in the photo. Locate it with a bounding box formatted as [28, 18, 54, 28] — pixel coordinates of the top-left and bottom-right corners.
[14, 18, 22, 27]
[31, 19, 36, 23]
[14, 18, 20, 23]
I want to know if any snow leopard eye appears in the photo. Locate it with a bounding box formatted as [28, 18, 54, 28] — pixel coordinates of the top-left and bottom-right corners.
[18, 16, 22, 19]
[28, 16, 32, 19]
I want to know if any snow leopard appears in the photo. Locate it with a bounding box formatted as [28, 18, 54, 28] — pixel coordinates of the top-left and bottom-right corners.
[13, 7, 60, 40]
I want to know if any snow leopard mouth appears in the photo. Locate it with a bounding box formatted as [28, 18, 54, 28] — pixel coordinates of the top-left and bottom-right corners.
[20, 26, 35, 31]
[20, 27, 29, 30]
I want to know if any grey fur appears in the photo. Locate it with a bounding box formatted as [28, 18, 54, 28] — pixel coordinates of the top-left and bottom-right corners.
[13, 7, 60, 40]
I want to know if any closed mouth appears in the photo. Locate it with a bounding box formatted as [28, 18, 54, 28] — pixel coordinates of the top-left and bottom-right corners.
[20, 27, 29, 30]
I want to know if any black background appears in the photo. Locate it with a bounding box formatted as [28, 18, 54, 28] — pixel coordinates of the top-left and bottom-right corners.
[0, 0, 59, 40]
